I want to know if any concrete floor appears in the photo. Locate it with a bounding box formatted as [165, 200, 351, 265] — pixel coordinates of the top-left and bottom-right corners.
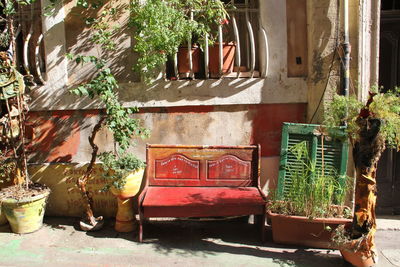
[0, 216, 399, 267]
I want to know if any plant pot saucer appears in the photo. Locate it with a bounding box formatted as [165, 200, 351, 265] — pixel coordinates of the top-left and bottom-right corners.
[79, 216, 104, 231]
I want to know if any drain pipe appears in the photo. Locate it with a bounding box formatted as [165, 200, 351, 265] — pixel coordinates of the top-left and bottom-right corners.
[342, 0, 351, 99]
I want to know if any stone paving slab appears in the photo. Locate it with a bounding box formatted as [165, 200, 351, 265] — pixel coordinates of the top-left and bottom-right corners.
[381, 249, 400, 267]
[0, 217, 398, 267]
[377, 216, 400, 231]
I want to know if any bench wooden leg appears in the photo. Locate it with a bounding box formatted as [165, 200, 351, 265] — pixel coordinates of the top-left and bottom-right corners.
[254, 214, 265, 242]
[261, 212, 266, 243]
[138, 210, 144, 242]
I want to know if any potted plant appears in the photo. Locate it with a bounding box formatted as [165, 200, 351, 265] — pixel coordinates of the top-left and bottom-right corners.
[99, 152, 146, 232]
[68, 1, 149, 232]
[326, 88, 400, 267]
[130, 0, 232, 82]
[188, 0, 234, 78]
[0, 51, 50, 233]
[130, 0, 196, 83]
[267, 140, 352, 249]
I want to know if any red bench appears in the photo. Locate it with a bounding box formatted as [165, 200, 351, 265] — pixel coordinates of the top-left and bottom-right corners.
[138, 144, 267, 242]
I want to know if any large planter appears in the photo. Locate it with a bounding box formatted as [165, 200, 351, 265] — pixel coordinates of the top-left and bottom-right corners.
[177, 46, 201, 78]
[209, 42, 236, 78]
[111, 168, 145, 232]
[267, 211, 352, 249]
[1, 190, 50, 234]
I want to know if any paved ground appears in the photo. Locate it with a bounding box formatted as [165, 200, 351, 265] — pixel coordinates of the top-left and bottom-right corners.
[0, 216, 399, 267]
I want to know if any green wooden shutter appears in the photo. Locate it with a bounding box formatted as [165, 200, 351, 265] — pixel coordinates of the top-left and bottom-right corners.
[277, 123, 348, 200]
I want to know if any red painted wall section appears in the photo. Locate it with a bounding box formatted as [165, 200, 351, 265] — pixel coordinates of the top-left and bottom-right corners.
[249, 103, 307, 157]
[27, 110, 98, 163]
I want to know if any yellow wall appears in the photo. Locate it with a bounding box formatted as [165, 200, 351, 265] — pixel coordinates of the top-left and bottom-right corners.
[29, 164, 117, 218]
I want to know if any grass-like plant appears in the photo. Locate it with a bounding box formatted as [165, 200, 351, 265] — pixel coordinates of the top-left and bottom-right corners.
[269, 141, 351, 219]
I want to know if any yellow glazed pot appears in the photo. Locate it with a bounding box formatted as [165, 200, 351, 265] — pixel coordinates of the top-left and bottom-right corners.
[110, 168, 145, 199]
[2, 190, 50, 234]
[110, 168, 144, 232]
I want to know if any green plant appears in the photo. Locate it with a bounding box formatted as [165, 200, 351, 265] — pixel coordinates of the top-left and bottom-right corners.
[324, 87, 400, 148]
[187, 0, 231, 44]
[130, 0, 194, 83]
[269, 141, 351, 219]
[130, 0, 231, 83]
[324, 88, 400, 260]
[68, 1, 149, 227]
[99, 152, 146, 191]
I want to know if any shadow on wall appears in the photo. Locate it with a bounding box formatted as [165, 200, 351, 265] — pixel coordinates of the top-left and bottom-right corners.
[309, 2, 336, 86]
[26, 110, 98, 163]
[64, 1, 136, 85]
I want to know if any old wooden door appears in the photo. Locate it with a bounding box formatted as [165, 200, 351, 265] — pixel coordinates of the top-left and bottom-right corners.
[377, 3, 400, 215]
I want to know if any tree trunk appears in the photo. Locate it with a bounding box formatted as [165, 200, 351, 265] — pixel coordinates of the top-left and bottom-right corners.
[77, 116, 105, 226]
[351, 116, 385, 259]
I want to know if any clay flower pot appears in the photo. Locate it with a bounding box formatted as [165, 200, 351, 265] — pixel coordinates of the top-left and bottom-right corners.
[111, 168, 145, 232]
[267, 211, 352, 249]
[177, 46, 201, 78]
[339, 239, 375, 267]
[208, 42, 236, 78]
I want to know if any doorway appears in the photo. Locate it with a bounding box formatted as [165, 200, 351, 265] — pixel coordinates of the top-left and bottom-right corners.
[377, 0, 400, 215]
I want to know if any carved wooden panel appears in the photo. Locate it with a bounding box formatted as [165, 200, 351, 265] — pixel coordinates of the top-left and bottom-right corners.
[207, 155, 251, 180]
[155, 154, 200, 179]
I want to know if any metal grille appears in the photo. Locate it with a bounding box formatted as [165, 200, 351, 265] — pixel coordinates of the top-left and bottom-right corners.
[0, 1, 46, 85]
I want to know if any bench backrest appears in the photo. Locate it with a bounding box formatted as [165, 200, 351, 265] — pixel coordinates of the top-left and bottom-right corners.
[146, 144, 260, 187]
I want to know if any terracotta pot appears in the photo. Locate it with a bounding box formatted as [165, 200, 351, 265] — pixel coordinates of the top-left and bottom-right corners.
[110, 168, 145, 232]
[177, 46, 201, 77]
[339, 239, 375, 267]
[267, 211, 352, 249]
[208, 43, 236, 78]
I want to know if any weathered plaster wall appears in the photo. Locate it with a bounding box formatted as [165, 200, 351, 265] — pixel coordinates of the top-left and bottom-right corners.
[306, 0, 363, 123]
[25, 0, 382, 216]
[31, 0, 308, 111]
[25, 103, 306, 216]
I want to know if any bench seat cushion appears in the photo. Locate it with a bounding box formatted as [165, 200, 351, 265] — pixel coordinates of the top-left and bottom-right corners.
[142, 187, 265, 218]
